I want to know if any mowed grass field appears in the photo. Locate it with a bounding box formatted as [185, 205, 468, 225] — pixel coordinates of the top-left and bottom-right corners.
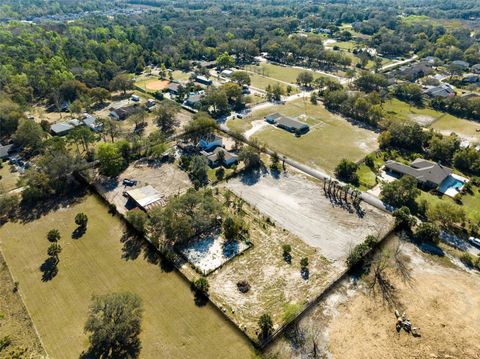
[0, 195, 254, 359]
[230, 99, 378, 173]
[384, 99, 480, 142]
[244, 63, 332, 85]
[0, 164, 20, 192]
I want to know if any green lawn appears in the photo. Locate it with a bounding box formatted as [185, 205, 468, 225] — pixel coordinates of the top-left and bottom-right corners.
[237, 99, 378, 173]
[357, 163, 377, 190]
[171, 70, 191, 82]
[247, 72, 298, 92]
[244, 63, 332, 85]
[384, 99, 480, 142]
[417, 187, 480, 224]
[0, 163, 20, 192]
[0, 194, 254, 358]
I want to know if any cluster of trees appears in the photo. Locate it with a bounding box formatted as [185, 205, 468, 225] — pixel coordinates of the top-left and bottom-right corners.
[431, 96, 480, 122]
[323, 89, 384, 127]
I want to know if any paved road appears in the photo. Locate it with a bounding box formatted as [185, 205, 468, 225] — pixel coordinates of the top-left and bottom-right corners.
[380, 54, 418, 73]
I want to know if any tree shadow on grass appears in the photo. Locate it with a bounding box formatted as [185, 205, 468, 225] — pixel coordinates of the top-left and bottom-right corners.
[40, 257, 58, 282]
[120, 230, 143, 261]
[18, 183, 88, 224]
[193, 291, 209, 307]
[80, 339, 141, 359]
[72, 225, 87, 239]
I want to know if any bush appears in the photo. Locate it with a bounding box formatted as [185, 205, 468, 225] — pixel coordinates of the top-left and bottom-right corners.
[346, 235, 377, 267]
[460, 253, 474, 267]
[393, 206, 415, 230]
[75, 212, 88, 227]
[126, 209, 149, 234]
[415, 222, 440, 244]
[192, 277, 209, 295]
[300, 257, 309, 268]
[237, 280, 251, 293]
[215, 167, 225, 181]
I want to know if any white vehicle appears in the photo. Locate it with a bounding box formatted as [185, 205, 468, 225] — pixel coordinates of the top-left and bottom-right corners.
[468, 236, 480, 248]
[131, 95, 140, 102]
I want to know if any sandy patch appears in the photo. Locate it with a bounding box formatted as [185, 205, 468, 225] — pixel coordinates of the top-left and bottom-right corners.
[225, 172, 394, 265]
[138, 79, 170, 91]
[244, 120, 269, 139]
[409, 114, 436, 126]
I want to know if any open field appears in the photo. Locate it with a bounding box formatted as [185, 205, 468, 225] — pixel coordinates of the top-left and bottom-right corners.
[206, 186, 335, 341]
[229, 98, 378, 173]
[0, 194, 255, 358]
[244, 63, 327, 85]
[0, 252, 45, 358]
[0, 164, 20, 193]
[93, 160, 192, 215]
[268, 237, 480, 358]
[135, 78, 170, 92]
[171, 70, 191, 82]
[384, 99, 480, 142]
[247, 72, 299, 93]
[225, 172, 394, 264]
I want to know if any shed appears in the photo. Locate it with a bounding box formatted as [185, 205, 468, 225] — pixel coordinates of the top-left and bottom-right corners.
[126, 185, 164, 211]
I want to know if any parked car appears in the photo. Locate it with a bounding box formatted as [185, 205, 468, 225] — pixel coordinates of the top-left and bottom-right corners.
[468, 236, 480, 248]
[123, 178, 137, 186]
[131, 95, 140, 102]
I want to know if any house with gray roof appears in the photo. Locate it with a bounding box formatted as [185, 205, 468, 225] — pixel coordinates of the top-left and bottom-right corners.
[384, 159, 453, 189]
[0, 144, 14, 160]
[424, 83, 455, 98]
[50, 119, 81, 136]
[201, 147, 238, 167]
[265, 113, 309, 135]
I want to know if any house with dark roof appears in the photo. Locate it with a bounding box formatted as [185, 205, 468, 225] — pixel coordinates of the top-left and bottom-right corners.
[201, 147, 238, 167]
[50, 119, 81, 136]
[394, 63, 432, 82]
[265, 113, 309, 135]
[109, 106, 138, 121]
[195, 75, 212, 86]
[183, 93, 204, 109]
[167, 82, 182, 96]
[424, 84, 455, 98]
[385, 159, 452, 189]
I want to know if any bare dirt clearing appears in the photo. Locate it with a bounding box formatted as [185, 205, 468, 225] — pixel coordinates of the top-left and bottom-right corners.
[225, 172, 394, 265]
[93, 161, 191, 214]
[268, 238, 480, 359]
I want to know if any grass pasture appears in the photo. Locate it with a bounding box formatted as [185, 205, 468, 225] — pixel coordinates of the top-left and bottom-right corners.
[0, 164, 20, 193]
[244, 63, 331, 85]
[234, 99, 378, 173]
[384, 99, 480, 142]
[0, 194, 254, 359]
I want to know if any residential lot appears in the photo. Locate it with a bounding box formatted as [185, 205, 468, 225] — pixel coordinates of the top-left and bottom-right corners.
[244, 63, 331, 85]
[0, 195, 254, 358]
[269, 238, 480, 359]
[384, 98, 480, 142]
[93, 160, 192, 215]
[229, 98, 379, 173]
[0, 164, 20, 192]
[225, 172, 394, 264]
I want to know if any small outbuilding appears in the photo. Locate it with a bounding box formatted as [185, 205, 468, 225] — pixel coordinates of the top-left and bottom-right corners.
[125, 185, 164, 211]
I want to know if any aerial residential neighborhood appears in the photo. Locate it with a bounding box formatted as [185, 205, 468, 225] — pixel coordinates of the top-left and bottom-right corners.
[0, 0, 480, 358]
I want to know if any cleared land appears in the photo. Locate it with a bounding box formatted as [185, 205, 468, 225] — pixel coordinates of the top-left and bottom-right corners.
[268, 237, 480, 359]
[93, 161, 192, 215]
[0, 252, 45, 358]
[0, 194, 255, 358]
[135, 78, 170, 92]
[244, 63, 329, 85]
[225, 172, 394, 264]
[229, 98, 378, 173]
[206, 187, 334, 340]
[384, 99, 480, 142]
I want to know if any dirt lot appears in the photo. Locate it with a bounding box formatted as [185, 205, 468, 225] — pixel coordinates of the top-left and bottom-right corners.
[93, 161, 191, 214]
[135, 79, 170, 92]
[0, 252, 45, 358]
[207, 189, 335, 341]
[268, 238, 480, 359]
[225, 171, 394, 265]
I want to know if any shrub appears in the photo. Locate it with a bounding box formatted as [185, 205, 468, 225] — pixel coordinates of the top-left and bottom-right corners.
[237, 280, 251, 293]
[75, 212, 88, 227]
[346, 235, 377, 267]
[282, 244, 292, 263]
[415, 222, 440, 244]
[460, 253, 474, 267]
[126, 209, 149, 234]
[47, 229, 61, 242]
[192, 277, 209, 295]
[258, 313, 273, 339]
[300, 257, 309, 268]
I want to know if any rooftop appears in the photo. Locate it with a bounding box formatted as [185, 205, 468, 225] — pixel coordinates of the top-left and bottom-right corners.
[385, 158, 452, 187]
[126, 185, 164, 210]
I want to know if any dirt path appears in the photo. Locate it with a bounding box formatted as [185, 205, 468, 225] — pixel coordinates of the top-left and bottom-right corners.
[244, 120, 269, 139]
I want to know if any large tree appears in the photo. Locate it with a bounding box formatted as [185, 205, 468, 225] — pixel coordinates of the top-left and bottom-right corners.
[155, 102, 178, 136]
[96, 143, 125, 177]
[381, 175, 420, 209]
[84, 292, 143, 359]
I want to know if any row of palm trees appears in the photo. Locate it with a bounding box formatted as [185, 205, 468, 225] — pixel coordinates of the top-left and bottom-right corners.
[322, 178, 362, 207]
